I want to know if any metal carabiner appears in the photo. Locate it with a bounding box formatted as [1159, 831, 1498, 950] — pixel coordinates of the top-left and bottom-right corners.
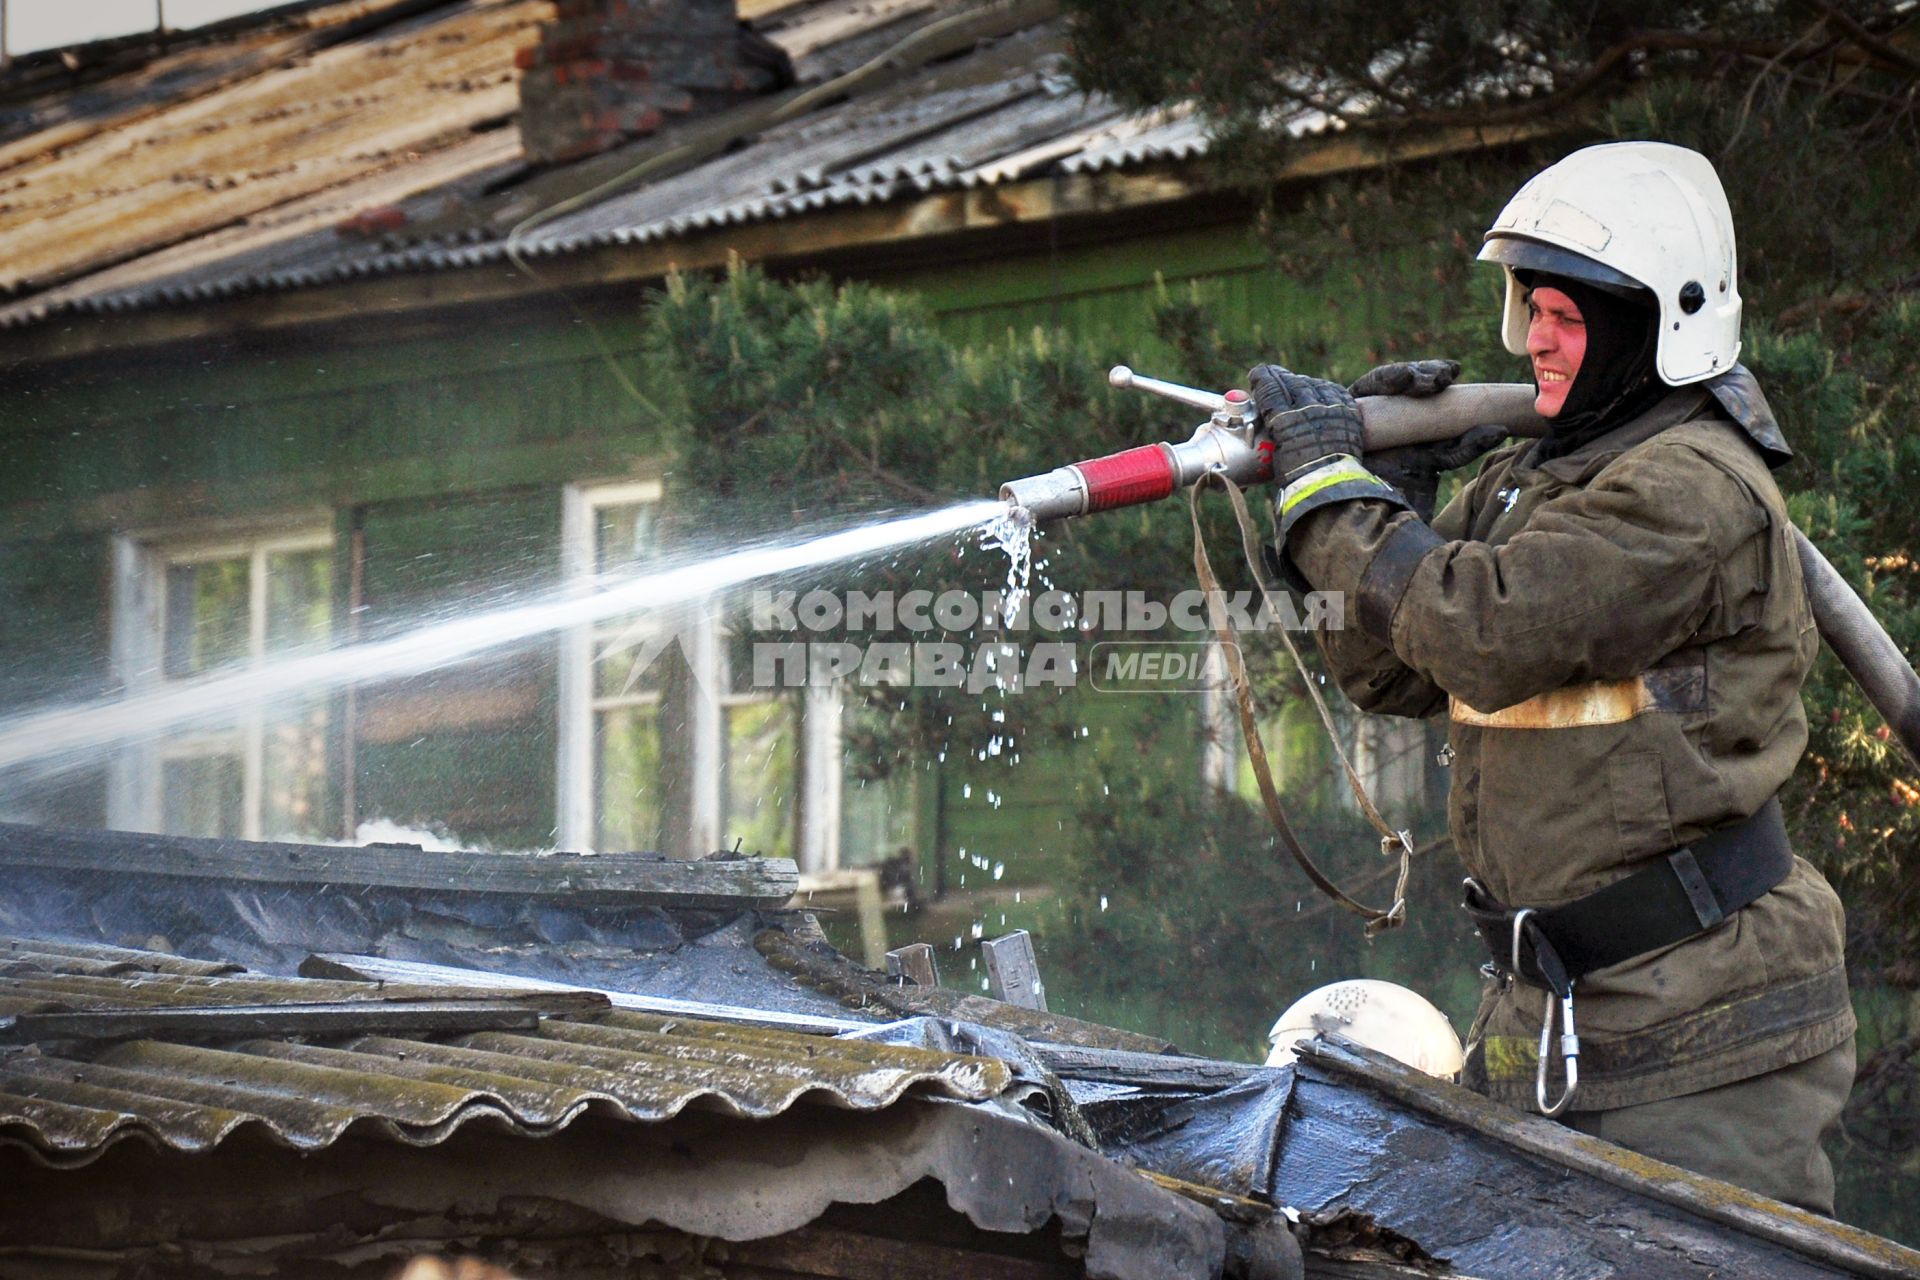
[1509, 908, 1580, 1116]
[1509, 907, 1535, 978]
[1536, 987, 1580, 1117]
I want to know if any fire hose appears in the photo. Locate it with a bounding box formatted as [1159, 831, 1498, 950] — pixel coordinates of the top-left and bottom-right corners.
[1002, 367, 1920, 773]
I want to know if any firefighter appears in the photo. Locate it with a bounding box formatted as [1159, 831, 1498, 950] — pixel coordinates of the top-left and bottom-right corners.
[1252, 141, 1855, 1214]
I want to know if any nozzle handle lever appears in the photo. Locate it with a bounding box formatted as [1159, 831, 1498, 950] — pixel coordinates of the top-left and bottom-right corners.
[1108, 365, 1234, 416]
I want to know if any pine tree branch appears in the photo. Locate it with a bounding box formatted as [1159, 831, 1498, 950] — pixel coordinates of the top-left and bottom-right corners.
[1237, 26, 1917, 137]
[1796, 0, 1920, 77]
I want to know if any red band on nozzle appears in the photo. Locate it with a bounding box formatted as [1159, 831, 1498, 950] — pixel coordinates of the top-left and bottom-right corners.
[1076, 445, 1178, 512]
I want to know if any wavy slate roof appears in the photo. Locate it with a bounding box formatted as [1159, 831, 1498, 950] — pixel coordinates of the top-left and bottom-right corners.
[0, 0, 1298, 330]
[0, 935, 1012, 1167]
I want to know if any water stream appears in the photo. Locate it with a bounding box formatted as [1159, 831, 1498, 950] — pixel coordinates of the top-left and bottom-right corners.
[979, 505, 1033, 625]
[0, 500, 1009, 778]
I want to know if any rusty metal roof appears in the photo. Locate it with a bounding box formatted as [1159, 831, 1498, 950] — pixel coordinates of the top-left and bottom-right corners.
[0, 0, 1305, 330]
[0, 935, 1013, 1167]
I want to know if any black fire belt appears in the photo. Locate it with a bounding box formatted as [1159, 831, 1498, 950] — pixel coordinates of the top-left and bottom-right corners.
[1461, 795, 1793, 1116]
[1464, 795, 1793, 990]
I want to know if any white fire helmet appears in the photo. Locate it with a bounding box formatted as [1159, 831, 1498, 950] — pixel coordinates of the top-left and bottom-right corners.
[1265, 979, 1465, 1078]
[1478, 141, 1741, 386]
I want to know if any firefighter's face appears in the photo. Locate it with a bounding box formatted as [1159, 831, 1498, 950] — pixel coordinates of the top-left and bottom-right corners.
[1525, 285, 1586, 418]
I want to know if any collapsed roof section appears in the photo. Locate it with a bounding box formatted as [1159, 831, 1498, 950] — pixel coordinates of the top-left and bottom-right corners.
[1, 824, 1917, 1279]
[0, 820, 1178, 1050]
[0, 951, 1011, 1166]
[0, 933, 1264, 1280]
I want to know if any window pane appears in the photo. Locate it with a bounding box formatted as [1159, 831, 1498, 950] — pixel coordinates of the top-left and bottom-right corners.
[841, 772, 915, 868]
[266, 548, 332, 652]
[263, 703, 330, 840]
[723, 699, 794, 859]
[595, 502, 660, 575]
[591, 501, 668, 703]
[161, 754, 243, 838]
[596, 704, 663, 852]
[163, 558, 250, 677]
[593, 631, 670, 700]
[723, 627, 768, 697]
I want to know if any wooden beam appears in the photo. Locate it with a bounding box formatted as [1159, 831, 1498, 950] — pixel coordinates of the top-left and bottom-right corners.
[301, 951, 875, 1034]
[1028, 1041, 1259, 1090]
[1295, 1036, 1920, 1280]
[0, 991, 610, 1046]
[0, 822, 799, 907]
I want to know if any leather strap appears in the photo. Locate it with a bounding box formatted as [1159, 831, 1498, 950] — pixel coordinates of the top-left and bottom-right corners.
[1466, 795, 1794, 986]
[1189, 479, 1413, 936]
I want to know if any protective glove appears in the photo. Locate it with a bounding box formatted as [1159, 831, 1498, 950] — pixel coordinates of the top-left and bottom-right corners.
[1346, 359, 1504, 520]
[1248, 364, 1365, 483]
[1249, 363, 1407, 540]
[1367, 427, 1508, 522]
[1349, 358, 1461, 401]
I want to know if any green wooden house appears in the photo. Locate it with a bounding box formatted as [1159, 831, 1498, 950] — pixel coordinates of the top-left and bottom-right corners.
[0, 0, 1511, 899]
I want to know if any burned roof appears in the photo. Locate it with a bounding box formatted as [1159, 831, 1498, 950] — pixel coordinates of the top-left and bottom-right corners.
[0, 0, 1284, 332]
[0, 821, 1182, 1051]
[0, 935, 1011, 1168]
[3, 824, 1920, 1278]
[0, 935, 1248, 1280]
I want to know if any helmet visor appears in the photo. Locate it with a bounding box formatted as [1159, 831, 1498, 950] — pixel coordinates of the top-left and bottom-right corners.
[1479, 235, 1649, 300]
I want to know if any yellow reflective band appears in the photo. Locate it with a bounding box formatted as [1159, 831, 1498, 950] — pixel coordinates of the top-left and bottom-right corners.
[1481, 1034, 1539, 1081]
[1450, 677, 1658, 729]
[1279, 459, 1384, 515]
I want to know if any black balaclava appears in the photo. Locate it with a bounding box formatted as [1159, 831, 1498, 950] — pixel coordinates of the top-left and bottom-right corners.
[1518, 270, 1668, 462]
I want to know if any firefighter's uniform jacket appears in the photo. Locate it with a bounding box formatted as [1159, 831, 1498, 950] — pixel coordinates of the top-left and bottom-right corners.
[1287, 371, 1854, 1112]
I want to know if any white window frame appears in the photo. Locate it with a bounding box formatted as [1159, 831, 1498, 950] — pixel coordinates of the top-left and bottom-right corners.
[557, 481, 839, 869]
[109, 524, 334, 839]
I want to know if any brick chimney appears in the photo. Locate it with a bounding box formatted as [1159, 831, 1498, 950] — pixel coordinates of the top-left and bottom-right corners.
[516, 0, 793, 166]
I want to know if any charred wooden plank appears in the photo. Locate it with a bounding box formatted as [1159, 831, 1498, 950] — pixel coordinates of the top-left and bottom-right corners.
[0, 992, 610, 1046]
[0, 822, 798, 907]
[981, 930, 1047, 1011]
[302, 952, 872, 1035]
[1029, 1042, 1260, 1090]
[886, 943, 939, 988]
[1290, 1036, 1916, 1280]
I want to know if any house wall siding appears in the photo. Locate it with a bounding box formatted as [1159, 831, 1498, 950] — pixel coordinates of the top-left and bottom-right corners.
[0, 203, 1486, 856]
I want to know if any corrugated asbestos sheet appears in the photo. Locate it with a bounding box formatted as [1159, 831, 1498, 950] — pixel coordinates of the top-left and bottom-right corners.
[0, 0, 1322, 328]
[0, 935, 1012, 1167]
